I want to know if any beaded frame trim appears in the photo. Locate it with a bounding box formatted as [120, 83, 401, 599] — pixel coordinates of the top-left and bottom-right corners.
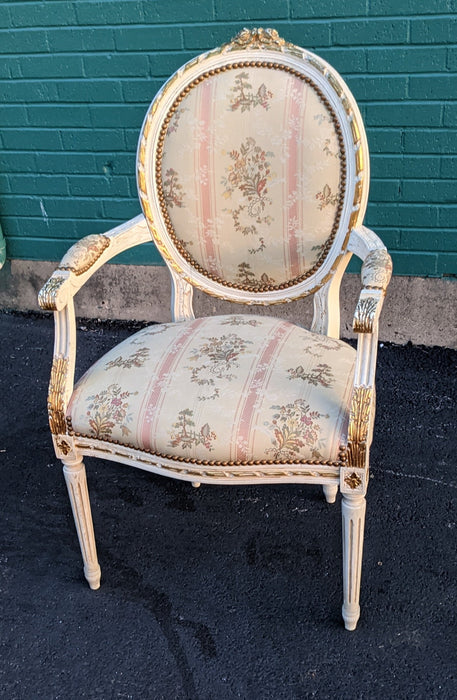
[153, 61, 346, 293]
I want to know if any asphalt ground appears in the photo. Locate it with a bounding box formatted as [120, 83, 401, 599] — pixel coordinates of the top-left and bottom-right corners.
[1, 310, 456, 699]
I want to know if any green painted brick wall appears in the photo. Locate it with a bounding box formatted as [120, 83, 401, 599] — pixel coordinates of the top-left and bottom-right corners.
[0, 0, 456, 276]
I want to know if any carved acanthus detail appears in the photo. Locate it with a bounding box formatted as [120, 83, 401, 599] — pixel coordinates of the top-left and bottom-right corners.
[347, 386, 372, 469]
[48, 355, 69, 435]
[353, 297, 378, 334]
[38, 276, 67, 311]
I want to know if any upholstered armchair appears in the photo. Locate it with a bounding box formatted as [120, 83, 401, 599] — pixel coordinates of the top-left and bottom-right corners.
[38, 28, 392, 631]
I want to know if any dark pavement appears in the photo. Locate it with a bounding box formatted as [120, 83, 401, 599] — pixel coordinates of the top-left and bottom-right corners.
[1, 310, 456, 699]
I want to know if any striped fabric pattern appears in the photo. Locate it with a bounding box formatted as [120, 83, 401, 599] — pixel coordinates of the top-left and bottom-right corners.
[159, 67, 342, 288]
[67, 315, 356, 464]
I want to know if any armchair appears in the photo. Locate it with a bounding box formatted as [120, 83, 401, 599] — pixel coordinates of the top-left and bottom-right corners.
[38, 28, 392, 631]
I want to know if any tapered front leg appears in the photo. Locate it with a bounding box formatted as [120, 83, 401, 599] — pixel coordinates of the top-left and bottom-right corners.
[63, 457, 101, 590]
[341, 493, 366, 630]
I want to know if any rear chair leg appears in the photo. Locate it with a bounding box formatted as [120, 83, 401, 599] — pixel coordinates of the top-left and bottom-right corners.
[341, 493, 366, 630]
[323, 484, 338, 503]
[63, 457, 101, 590]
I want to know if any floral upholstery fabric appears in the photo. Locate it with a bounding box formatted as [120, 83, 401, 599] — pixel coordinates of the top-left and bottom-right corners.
[361, 249, 393, 290]
[159, 67, 343, 288]
[67, 315, 356, 464]
[58, 234, 110, 275]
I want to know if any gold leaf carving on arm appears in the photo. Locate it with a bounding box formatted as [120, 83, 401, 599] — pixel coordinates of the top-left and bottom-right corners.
[48, 355, 69, 435]
[347, 386, 372, 469]
[353, 297, 379, 334]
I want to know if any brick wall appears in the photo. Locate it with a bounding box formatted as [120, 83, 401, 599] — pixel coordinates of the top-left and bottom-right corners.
[0, 0, 456, 276]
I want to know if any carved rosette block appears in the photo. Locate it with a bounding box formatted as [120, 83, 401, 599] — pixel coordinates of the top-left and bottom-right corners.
[340, 467, 366, 495]
[63, 459, 101, 590]
[38, 275, 67, 311]
[48, 355, 69, 435]
[53, 434, 77, 460]
[353, 297, 379, 334]
[342, 493, 366, 630]
[347, 386, 372, 469]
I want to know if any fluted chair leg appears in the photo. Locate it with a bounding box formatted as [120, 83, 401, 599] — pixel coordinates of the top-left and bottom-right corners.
[323, 484, 338, 503]
[341, 493, 366, 630]
[63, 457, 101, 590]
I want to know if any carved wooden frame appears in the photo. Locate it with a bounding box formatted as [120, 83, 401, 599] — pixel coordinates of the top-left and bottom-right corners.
[38, 29, 392, 631]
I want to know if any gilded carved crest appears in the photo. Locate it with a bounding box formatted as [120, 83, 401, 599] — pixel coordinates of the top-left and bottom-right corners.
[228, 27, 290, 50]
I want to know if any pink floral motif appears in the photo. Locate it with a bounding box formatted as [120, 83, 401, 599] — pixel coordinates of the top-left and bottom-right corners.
[264, 399, 328, 461]
[187, 333, 253, 400]
[287, 363, 335, 388]
[105, 347, 150, 370]
[315, 184, 339, 210]
[222, 137, 273, 216]
[222, 137, 274, 253]
[163, 168, 184, 208]
[229, 72, 273, 112]
[85, 383, 138, 439]
[169, 408, 216, 451]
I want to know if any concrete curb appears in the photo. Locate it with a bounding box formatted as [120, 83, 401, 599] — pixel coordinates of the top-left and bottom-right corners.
[1, 259, 456, 348]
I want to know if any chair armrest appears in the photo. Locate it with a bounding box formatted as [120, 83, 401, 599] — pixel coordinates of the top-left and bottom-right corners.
[341, 227, 392, 482]
[38, 214, 150, 311]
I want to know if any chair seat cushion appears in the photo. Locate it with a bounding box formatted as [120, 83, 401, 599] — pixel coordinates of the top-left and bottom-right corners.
[67, 315, 356, 465]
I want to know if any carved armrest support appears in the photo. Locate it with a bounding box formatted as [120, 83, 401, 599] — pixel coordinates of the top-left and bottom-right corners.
[38, 272, 72, 311]
[353, 288, 384, 334]
[38, 215, 150, 311]
[340, 385, 373, 494]
[352, 248, 392, 334]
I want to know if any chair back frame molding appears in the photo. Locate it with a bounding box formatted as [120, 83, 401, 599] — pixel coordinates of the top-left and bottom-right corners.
[136, 29, 370, 312]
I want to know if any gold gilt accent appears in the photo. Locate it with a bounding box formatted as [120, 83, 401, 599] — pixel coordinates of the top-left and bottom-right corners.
[344, 472, 362, 490]
[56, 439, 71, 455]
[38, 275, 67, 311]
[347, 387, 372, 468]
[228, 27, 290, 50]
[58, 234, 110, 276]
[353, 297, 379, 334]
[48, 355, 69, 435]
